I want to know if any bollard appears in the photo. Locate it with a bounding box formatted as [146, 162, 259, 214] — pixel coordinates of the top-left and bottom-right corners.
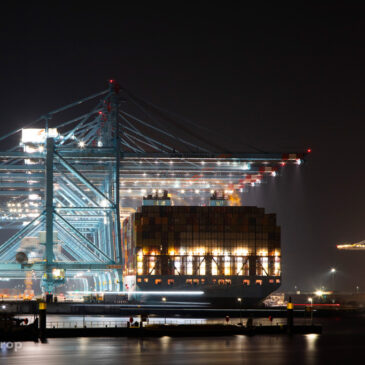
[39, 302, 47, 343]
[287, 296, 294, 334]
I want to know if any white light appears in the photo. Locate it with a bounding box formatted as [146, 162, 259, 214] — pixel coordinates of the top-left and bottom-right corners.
[180, 189, 185, 194]
[331, 268, 336, 273]
[78, 141, 85, 148]
[21, 128, 58, 144]
[296, 159, 302, 165]
[97, 140, 103, 147]
[201, 161, 205, 165]
[315, 290, 324, 296]
[29, 194, 41, 201]
[195, 189, 200, 194]
[67, 291, 204, 295]
[272, 171, 277, 177]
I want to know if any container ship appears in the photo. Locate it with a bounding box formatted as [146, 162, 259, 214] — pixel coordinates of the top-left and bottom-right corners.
[121, 192, 281, 307]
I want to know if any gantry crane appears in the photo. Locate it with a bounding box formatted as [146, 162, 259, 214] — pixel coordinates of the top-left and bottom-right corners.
[0, 80, 308, 293]
[337, 241, 365, 250]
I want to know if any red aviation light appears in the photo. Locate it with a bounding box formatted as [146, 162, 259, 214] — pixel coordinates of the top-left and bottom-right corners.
[280, 161, 286, 166]
[307, 148, 312, 153]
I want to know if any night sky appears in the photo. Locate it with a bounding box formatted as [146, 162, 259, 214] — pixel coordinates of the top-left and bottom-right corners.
[1, 3, 365, 292]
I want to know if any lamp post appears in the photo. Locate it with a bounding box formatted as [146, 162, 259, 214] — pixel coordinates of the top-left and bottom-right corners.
[330, 268, 336, 292]
[162, 297, 166, 324]
[237, 297, 242, 325]
[308, 297, 313, 325]
[331, 268, 336, 303]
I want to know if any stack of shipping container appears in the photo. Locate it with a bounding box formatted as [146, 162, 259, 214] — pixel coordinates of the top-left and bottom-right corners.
[122, 206, 281, 282]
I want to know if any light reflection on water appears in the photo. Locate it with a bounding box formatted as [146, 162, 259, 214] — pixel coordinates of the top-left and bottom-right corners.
[1, 316, 364, 364]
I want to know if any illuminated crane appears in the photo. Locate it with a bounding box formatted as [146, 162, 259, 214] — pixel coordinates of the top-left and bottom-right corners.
[337, 241, 365, 250]
[0, 80, 308, 293]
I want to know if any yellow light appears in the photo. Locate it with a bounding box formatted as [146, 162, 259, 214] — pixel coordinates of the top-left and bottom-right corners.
[315, 290, 323, 296]
[169, 250, 175, 256]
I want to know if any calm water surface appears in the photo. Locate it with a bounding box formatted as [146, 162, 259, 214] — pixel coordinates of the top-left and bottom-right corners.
[1, 314, 364, 364]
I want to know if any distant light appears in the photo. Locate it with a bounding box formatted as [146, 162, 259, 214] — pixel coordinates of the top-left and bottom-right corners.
[29, 194, 40, 201]
[67, 291, 204, 295]
[162, 297, 166, 302]
[307, 148, 312, 153]
[271, 171, 277, 177]
[97, 140, 103, 147]
[1, 305, 6, 309]
[296, 159, 302, 165]
[331, 268, 336, 273]
[201, 161, 205, 165]
[315, 290, 324, 296]
[79, 141, 85, 148]
[308, 297, 313, 303]
[237, 297, 242, 302]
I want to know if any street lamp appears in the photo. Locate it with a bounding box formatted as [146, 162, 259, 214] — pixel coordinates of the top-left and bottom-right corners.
[237, 298, 242, 325]
[162, 297, 166, 324]
[330, 268, 336, 292]
[308, 297, 313, 325]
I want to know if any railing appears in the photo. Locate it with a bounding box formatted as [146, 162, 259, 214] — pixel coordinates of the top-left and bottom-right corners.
[46, 317, 293, 329]
[47, 321, 129, 328]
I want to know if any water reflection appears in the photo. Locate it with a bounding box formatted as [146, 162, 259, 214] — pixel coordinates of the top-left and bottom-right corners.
[305, 333, 319, 352]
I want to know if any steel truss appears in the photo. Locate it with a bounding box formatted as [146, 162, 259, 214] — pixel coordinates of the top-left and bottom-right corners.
[0, 80, 306, 293]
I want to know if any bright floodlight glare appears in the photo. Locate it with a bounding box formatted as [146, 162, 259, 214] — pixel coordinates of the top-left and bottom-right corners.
[78, 140, 85, 148]
[315, 290, 323, 296]
[331, 268, 336, 273]
[308, 297, 313, 303]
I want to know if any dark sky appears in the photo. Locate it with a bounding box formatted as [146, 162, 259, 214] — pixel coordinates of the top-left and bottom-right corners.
[1, 3, 365, 291]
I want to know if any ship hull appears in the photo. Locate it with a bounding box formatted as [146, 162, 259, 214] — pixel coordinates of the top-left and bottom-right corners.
[135, 275, 281, 308]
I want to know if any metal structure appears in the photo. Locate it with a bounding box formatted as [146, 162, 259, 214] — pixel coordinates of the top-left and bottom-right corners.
[337, 241, 365, 250]
[0, 80, 307, 294]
